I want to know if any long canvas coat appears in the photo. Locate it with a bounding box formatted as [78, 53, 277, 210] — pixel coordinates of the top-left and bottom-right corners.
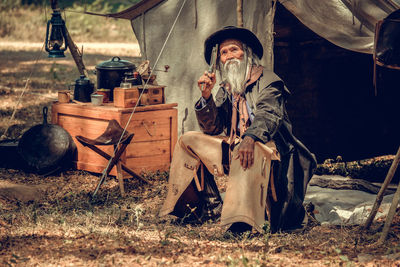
[195, 67, 317, 232]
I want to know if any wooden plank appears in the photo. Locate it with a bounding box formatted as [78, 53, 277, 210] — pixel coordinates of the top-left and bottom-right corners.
[76, 145, 114, 163]
[77, 143, 172, 173]
[121, 107, 176, 122]
[170, 108, 178, 161]
[51, 105, 59, 124]
[126, 140, 170, 158]
[58, 115, 110, 139]
[121, 109, 176, 142]
[126, 154, 171, 172]
[59, 109, 120, 121]
[125, 102, 177, 112]
[53, 102, 177, 116]
[125, 118, 171, 142]
[130, 122, 171, 142]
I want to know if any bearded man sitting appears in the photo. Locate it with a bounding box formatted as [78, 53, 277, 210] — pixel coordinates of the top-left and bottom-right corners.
[159, 26, 317, 234]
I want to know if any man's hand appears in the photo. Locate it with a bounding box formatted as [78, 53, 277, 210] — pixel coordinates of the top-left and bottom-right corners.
[197, 71, 216, 100]
[235, 136, 255, 170]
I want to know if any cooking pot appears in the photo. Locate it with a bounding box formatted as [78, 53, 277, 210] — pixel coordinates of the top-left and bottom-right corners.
[72, 75, 94, 102]
[17, 107, 77, 175]
[95, 56, 136, 101]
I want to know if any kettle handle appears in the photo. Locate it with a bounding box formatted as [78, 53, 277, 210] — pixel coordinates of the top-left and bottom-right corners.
[68, 83, 75, 91]
[111, 56, 121, 62]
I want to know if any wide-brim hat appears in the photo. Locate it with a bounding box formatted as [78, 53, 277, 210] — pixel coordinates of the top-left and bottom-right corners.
[204, 26, 263, 64]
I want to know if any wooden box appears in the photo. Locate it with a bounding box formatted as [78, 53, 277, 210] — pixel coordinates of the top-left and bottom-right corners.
[51, 102, 178, 176]
[113, 87, 139, 108]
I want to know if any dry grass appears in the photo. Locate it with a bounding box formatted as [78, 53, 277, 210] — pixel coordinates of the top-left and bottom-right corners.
[1, 167, 400, 266]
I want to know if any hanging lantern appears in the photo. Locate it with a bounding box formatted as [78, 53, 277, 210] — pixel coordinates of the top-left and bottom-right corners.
[45, 9, 68, 58]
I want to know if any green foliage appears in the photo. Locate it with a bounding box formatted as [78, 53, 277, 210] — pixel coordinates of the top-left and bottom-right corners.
[0, 0, 138, 42]
[262, 220, 271, 244]
[21, 0, 46, 6]
[0, 10, 15, 36]
[1, 1, 142, 11]
[3, 254, 29, 266]
[225, 255, 239, 266]
[0, 0, 23, 11]
[73, 0, 142, 13]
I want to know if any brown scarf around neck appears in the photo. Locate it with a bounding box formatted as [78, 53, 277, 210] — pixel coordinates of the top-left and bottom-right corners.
[227, 65, 263, 144]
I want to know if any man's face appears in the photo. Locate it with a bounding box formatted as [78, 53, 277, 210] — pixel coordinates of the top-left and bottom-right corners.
[219, 39, 244, 64]
[218, 39, 247, 95]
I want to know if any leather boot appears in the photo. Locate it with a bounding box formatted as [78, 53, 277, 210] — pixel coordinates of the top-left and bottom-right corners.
[199, 167, 223, 222]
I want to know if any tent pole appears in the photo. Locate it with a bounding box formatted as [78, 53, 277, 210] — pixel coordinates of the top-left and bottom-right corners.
[65, 27, 88, 77]
[141, 13, 147, 60]
[264, 0, 277, 71]
[237, 0, 243, 27]
[364, 145, 400, 229]
[49, 0, 87, 76]
[378, 168, 400, 243]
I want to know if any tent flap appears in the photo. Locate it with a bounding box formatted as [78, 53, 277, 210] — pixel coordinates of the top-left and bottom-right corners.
[106, 0, 165, 20]
[279, 0, 399, 54]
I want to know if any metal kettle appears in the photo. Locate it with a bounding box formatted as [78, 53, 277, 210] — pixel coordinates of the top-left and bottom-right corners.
[73, 75, 94, 102]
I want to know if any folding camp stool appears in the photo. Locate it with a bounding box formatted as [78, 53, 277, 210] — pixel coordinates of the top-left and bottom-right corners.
[75, 119, 150, 197]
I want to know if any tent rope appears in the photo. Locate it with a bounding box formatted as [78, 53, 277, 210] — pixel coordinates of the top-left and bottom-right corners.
[1, 43, 46, 141]
[63, 9, 111, 17]
[93, 0, 188, 195]
[1, 0, 51, 141]
[194, 0, 198, 29]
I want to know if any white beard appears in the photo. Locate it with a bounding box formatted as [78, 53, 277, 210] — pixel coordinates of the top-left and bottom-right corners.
[220, 58, 247, 95]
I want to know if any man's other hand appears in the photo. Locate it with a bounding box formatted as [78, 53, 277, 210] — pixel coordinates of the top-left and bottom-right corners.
[236, 136, 255, 170]
[197, 71, 216, 100]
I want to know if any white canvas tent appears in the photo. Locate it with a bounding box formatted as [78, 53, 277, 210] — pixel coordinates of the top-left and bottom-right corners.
[104, 0, 399, 161]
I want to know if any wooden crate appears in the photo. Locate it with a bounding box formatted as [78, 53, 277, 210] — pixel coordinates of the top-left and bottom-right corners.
[51, 102, 178, 176]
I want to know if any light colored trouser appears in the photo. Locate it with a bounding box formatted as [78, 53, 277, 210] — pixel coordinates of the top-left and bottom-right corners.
[159, 131, 279, 232]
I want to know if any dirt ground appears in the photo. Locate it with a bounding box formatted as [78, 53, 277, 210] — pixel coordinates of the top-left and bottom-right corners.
[0, 42, 400, 266]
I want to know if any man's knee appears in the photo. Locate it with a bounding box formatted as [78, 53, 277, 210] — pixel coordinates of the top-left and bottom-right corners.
[179, 131, 207, 147]
[180, 131, 202, 141]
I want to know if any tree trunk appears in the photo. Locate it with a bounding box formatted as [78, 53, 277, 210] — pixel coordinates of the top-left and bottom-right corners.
[310, 175, 396, 195]
[315, 155, 399, 183]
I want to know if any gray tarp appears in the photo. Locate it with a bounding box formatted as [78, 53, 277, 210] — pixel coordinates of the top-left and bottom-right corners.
[129, 0, 399, 135]
[305, 176, 394, 225]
